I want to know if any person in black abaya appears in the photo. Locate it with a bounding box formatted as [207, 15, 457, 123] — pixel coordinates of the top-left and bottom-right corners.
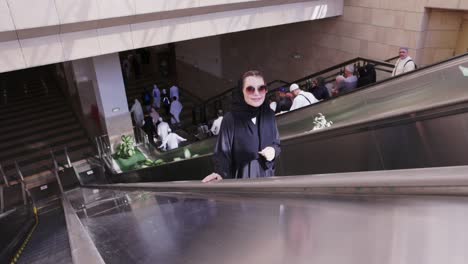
[202, 70, 281, 182]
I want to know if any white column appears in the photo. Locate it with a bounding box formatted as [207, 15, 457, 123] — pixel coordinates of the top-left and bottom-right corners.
[70, 53, 133, 146]
[92, 53, 133, 145]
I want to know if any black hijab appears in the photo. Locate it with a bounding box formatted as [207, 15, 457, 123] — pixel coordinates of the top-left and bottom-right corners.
[231, 77, 276, 152]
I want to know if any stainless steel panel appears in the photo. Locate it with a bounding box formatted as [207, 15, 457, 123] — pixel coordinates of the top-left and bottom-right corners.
[277, 130, 383, 176]
[374, 111, 468, 170]
[411, 112, 468, 167]
[67, 188, 468, 264]
[374, 121, 429, 169]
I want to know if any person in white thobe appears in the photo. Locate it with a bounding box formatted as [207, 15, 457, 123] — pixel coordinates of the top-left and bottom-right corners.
[210, 115, 223, 136]
[130, 99, 144, 127]
[269, 101, 277, 112]
[152, 84, 161, 109]
[392, 47, 416, 76]
[289, 83, 319, 111]
[157, 118, 171, 144]
[169, 85, 180, 100]
[160, 132, 186, 151]
[169, 97, 183, 125]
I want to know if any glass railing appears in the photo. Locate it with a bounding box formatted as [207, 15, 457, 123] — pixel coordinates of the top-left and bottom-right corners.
[276, 53, 468, 140]
[193, 57, 395, 124]
[192, 79, 289, 124]
[106, 53, 468, 174]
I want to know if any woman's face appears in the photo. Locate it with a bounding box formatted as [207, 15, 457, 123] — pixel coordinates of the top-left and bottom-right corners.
[243, 76, 267, 108]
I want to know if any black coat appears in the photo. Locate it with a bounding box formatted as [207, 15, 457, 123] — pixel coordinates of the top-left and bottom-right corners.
[212, 109, 281, 179]
[311, 85, 330, 101]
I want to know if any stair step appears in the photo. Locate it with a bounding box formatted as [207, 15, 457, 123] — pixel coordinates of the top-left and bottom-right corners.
[0, 99, 66, 121]
[0, 137, 90, 166]
[0, 118, 80, 144]
[0, 105, 70, 126]
[0, 130, 87, 161]
[0, 93, 62, 113]
[5, 145, 93, 181]
[0, 111, 75, 135]
[0, 123, 82, 150]
[2, 141, 92, 176]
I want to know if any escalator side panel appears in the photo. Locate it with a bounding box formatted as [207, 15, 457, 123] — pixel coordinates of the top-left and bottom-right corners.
[108, 154, 213, 183]
[277, 129, 383, 176]
[376, 111, 468, 170]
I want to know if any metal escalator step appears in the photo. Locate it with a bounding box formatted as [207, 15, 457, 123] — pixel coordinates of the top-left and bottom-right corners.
[17, 207, 72, 264]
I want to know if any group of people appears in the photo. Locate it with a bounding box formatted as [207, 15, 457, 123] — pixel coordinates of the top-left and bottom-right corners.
[194, 110, 224, 140]
[130, 84, 187, 151]
[203, 47, 417, 183]
[267, 63, 374, 114]
[267, 47, 416, 114]
[129, 47, 417, 182]
[144, 84, 183, 126]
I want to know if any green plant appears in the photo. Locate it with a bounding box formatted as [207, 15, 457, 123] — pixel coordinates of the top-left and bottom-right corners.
[154, 159, 164, 165]
[115, 135, 136, 159]
[137, 158, 165, 168]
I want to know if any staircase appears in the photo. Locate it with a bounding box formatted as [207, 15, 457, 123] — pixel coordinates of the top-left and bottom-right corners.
[0, 74, 94, 188]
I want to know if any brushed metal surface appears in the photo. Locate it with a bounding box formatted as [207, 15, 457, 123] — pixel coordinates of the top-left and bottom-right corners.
[93, 165, 468, 193]
[66, 187, 468, 264]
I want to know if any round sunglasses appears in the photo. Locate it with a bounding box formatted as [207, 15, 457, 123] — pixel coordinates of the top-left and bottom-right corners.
[244, 85, 268, 95]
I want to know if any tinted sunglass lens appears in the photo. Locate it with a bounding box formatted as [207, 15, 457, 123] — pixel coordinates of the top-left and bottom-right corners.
[245, 85, 267, 94]
[258, 85, 267, 93]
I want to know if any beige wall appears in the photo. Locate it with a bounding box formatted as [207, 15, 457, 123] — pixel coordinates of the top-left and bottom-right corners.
[455, 15, 468, 55]
[421, 10, 466, 65]
[218, 0, 468, 84]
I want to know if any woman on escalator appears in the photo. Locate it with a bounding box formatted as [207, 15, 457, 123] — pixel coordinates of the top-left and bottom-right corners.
[202, 70, 281, 183]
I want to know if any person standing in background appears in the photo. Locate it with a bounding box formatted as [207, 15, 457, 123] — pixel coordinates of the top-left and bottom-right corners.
[170, 85, 180, 100]
[210, 110, 224, 136]
[152, 84, 161, 109]
[169, 96, 183, 126]
[392, 47, 416, 76]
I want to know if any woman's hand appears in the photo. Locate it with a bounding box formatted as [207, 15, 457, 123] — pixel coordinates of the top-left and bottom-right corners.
[259, 146, 275, 161]
[202, 173, 223, 183]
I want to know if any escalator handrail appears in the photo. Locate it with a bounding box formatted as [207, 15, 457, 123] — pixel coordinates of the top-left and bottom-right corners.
[384, 55, 400, 62]
[291, 57, 394, 86]
[195, 57, 396, 124]
[281, 52, 468, 116]
[88, 165, 468, 191]
[199, 57, 394, 108]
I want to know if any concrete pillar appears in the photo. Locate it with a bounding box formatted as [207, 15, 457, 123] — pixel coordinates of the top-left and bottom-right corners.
[70, 53, 133, 147]
[92, 54, 133, 146]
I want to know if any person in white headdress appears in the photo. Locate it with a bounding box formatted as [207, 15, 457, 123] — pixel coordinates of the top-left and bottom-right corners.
[130, 98, 144, 127]
[152, 84, 161, 109]
[392, 47, 416, 76]
[159, 132, 187, 151]
[169, 96, 183, 126]
[157, 117, 171, 144]
[289, 83, 318, 111]
[169, 85, 180, 100]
